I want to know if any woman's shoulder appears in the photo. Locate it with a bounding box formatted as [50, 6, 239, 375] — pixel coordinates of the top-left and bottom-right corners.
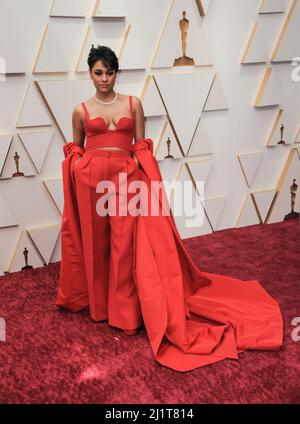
[78, 98, 93, 108]
[119, 93, 140, 103]
[72, 101, 89, 122]
[117, 93, 141, 115]
[74, 98, 94, 112]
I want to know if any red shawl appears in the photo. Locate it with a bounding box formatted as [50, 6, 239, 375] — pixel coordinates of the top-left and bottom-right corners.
[56, 139, 283, 372]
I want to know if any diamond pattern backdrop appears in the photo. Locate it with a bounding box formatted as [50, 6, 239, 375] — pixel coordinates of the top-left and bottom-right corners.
[0, 0, 299, 272]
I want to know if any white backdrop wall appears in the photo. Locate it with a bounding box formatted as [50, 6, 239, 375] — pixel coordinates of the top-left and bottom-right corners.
[0, 0, 300, 273]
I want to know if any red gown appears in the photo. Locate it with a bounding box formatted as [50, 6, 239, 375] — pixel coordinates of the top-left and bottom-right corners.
[56, 138, 283, 372]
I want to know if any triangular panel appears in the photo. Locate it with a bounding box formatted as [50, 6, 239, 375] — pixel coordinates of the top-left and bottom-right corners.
[43, 178, 64, 215]
[252, 189, 276, 223]
[16, 82, 52, 128]
[50, 0, 85, 17]
[152, 0, 213, 68]
[141, 76, 166, 118]
[18, 131, 53, 174]
[9, 230, 44, 273]
[203, 73, 228, 111]
[235, 194, 261, 228]
[271, 0, 300, 62]
[254, 67, 281, 107]
[154, 70, 215, 155]
[267, 148, 300, 223]
[0, 135, 12, 176]
[204, 196, 227, 231]
[0, 135, 37, 179]
[92, 0, 127, 17]
[259, 0, 286, 14]
[171, 164, 212, 238]
[0, 192, 18, 229]
[188, 119, 213, 157]
[27, 224, 61, 265]
[33, 25, 68, 73]
[238, 152, 263, 188]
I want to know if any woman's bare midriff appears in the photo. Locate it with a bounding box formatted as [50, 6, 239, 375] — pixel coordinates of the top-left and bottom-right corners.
[95, 147, 127, 151]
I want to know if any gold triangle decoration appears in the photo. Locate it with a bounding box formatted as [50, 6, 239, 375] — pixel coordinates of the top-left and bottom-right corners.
[0, 135, 13, 176]
[49, 231, 61, 264]
[43, 178, 64, 215]
[155, 122, 183, 160]
[158, 158, 182, 194]
[170, 163, 213, 238]
[186, 158, 214, 192]
[35, 79, 94, 142]
[76, 25, 125, 73]
[140, 76, 167, 118]
[50, 0, 85, 18]
[203, 196, 227, 232]
[238, 152, 263, 188]
[154, 70, 215, 155]
[294, 125, 300, 143]
[33, 24, 68, 74]
[251, 189, 276, 223]
[9, 230, 44, 273]
[0, 191, 18, 229]
[259, 0, 286, 14]
[0, 135, 37, 180]
[235, 193, 261, 228]
[195, 0, 212, 17]
[92, 0, 127, 18]
[152, 0, 213, 68]
[266, 109, 293, 146]
[203, 73, 229, 111]
[241, 22, 270, 64]
[266, 148, 300, 223]
[18, 131, 54, 174]
[16, 82, 52, 128]
[271, 0, 299, 62]
[187, 119, 213, 157]
[145, 116, 168, 156]
[254, 67, 280, 107]
[27, 224, 61, 265]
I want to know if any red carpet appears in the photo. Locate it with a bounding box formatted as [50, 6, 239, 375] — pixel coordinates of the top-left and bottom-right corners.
[0, 219, 299, 404]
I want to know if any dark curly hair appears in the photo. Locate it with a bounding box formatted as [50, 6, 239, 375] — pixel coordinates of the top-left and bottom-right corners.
[87, 44, 119, 72]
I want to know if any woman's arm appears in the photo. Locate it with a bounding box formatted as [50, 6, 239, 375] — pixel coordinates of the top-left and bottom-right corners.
[71, 105, 85, 164]
[132, 96, 145, 166]
[72, 105, 86, 148]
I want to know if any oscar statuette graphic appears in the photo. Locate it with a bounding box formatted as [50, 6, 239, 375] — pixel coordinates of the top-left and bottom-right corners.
[12, 151, 24, 177]
[173, 11, 195, 67]
[284, 179, 299, 220]
[21, 247, 33, 270]
[277, 124, 286, 145]
[164, 137, 175, 159]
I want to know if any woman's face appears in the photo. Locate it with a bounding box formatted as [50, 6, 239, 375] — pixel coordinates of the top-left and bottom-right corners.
[89, 60, 117, 94]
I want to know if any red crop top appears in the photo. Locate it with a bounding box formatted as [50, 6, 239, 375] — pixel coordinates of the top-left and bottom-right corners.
[82, 95, 135, 152]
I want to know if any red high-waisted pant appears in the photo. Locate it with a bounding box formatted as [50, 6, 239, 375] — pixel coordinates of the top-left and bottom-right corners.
[73, 149, 143, 330]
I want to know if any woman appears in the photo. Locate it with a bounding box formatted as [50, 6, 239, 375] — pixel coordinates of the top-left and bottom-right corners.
[56, 45, 283, 372]
[58, 45, 144, 336]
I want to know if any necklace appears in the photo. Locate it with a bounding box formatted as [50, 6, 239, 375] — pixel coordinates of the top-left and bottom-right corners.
[94, 92, 118, 105]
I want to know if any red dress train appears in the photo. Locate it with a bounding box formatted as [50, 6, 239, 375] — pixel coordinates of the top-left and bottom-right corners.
[56, 138, 283, 372]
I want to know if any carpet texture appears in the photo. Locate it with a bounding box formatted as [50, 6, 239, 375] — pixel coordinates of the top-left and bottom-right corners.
[0, 219, 299, 404]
